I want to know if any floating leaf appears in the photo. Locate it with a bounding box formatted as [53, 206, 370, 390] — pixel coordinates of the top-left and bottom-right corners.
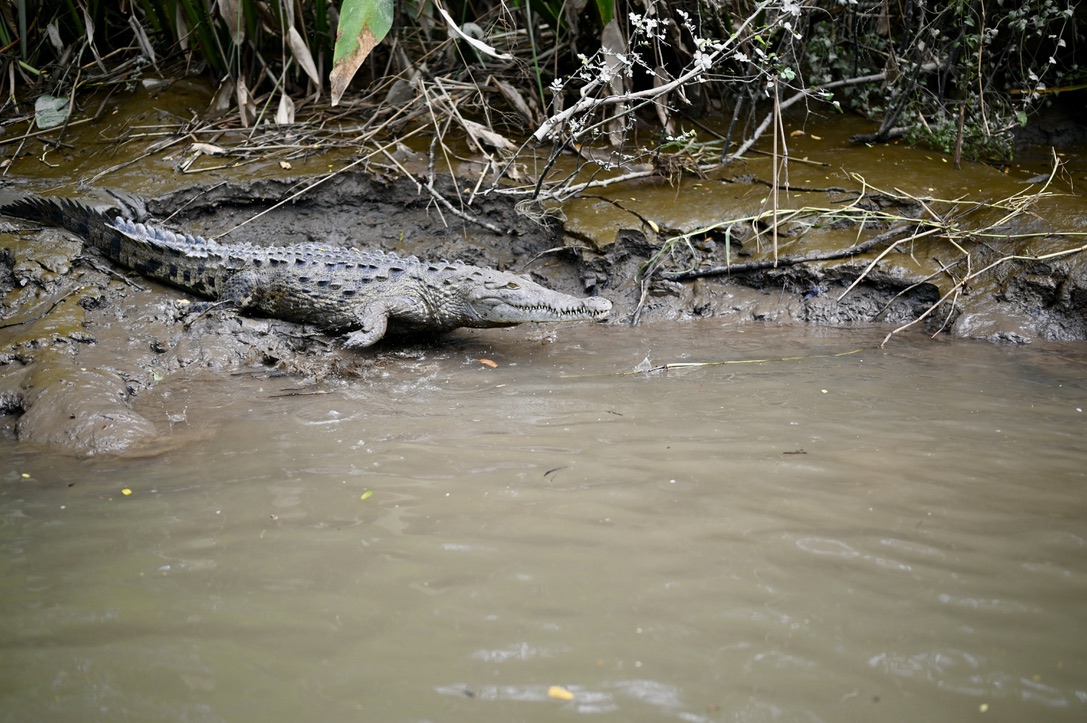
[360, 490, 373, 501]
[330, 0, 395, 106]
[479, 358, 498, 368]
[548, 685, 575, 701]
[122, 488, 133, 496]
[34, 95, 69, 129]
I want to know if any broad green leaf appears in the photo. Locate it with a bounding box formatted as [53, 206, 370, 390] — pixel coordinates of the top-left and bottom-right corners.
[34, 95, 69, 129]
[595, 0, 615, 25]
[330, 0, 394, 106]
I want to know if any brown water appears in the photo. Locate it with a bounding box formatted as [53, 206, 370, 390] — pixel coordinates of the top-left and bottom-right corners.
[2, 322, 1085, 722]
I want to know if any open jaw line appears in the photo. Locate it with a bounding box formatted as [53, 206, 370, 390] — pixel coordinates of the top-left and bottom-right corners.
[509, 303, 606, 317]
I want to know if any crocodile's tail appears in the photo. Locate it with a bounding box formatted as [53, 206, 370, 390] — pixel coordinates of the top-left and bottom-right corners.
[0, 196, 124, 261]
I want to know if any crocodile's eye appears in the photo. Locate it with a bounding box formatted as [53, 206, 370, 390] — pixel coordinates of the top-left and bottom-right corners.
[505, 281, 520, 290]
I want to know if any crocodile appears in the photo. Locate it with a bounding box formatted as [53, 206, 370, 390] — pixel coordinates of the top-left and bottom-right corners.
[0, 196, 611, 347]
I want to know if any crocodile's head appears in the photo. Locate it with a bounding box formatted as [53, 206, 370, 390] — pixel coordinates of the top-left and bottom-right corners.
[445, 268, 612, 328]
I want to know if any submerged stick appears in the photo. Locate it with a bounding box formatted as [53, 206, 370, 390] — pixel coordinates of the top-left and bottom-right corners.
[562, 349, 863, 378]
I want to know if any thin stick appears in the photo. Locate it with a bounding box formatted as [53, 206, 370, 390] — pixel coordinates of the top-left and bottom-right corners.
[0, 112, 90, 149]
[661, 223, 915, 282]
[562, 349, 864, 379]
[771, 77, 780, 266]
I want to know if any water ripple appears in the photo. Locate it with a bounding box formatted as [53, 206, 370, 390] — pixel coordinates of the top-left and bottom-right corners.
[795, 536, 912, 572]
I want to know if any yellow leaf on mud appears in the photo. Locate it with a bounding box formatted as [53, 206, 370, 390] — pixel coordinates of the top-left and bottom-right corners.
[548, 686, 575, 701]
[360, 490, 373, 501]
[122, 488, 133, 496]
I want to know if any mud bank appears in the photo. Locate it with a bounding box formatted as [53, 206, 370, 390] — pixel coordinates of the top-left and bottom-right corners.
[2, 170, 1086, 455]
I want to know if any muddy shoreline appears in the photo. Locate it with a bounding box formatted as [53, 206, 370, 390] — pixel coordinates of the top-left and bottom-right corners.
[2, 170, 1086, 455]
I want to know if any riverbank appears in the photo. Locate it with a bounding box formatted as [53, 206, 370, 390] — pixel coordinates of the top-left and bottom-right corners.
[2, 103, 1086, 454]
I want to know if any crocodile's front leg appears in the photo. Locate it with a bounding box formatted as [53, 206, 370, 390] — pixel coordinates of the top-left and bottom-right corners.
[342, 296, 424, 348]
[342, 310, 388, 348]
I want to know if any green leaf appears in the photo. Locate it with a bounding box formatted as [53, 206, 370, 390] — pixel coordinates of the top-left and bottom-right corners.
[594, 0, 615, 25]
[330, 0, 394, 106]
[34, 95, 69, 129]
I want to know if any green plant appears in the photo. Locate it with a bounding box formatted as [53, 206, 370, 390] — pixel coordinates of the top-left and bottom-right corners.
[802, 0, 1080, 162]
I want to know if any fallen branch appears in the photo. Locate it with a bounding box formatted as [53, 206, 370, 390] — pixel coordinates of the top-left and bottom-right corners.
[659, 222, 917, 282]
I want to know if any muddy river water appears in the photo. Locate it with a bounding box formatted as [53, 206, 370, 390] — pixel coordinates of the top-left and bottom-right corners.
[1, 321, 1085, 721]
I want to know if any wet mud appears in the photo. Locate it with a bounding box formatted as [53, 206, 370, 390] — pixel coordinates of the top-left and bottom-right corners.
[2, 169, 1087, 455]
